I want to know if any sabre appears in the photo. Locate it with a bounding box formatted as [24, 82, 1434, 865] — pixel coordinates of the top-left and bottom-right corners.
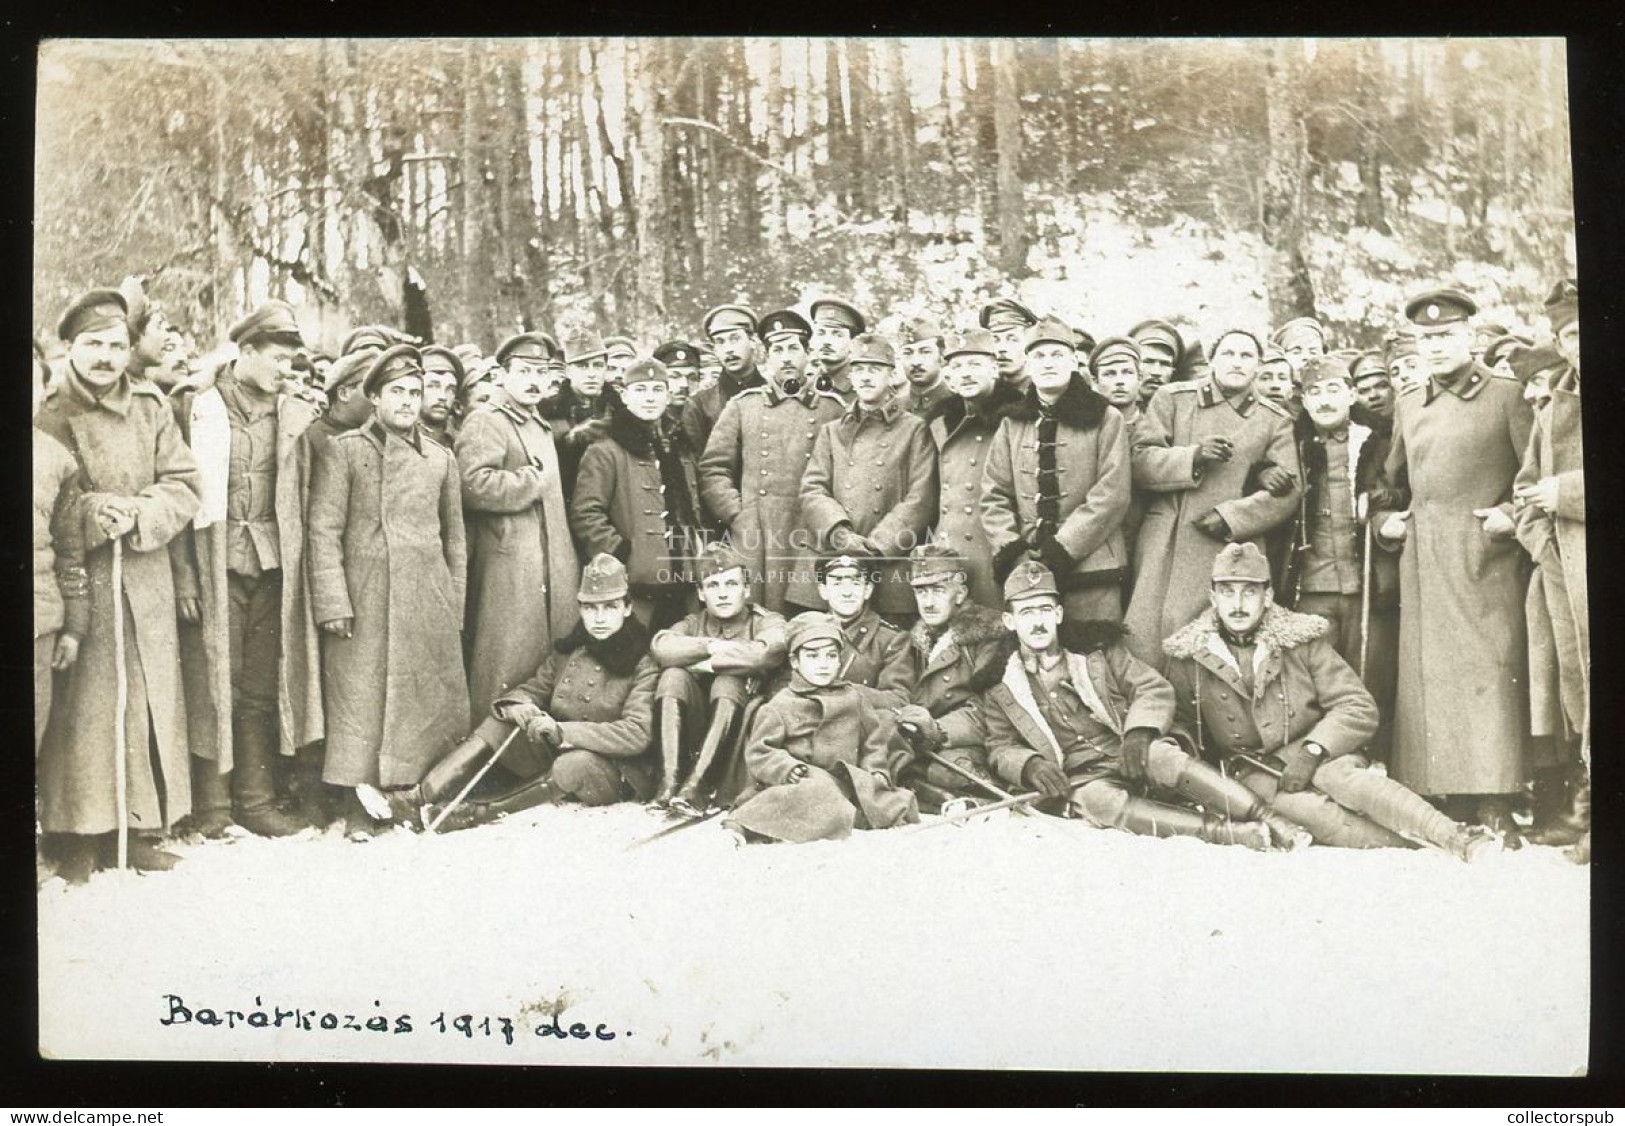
[425, 728, 521, 834]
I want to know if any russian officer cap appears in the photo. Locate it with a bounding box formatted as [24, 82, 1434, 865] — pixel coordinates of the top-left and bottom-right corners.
[785, 611, 846, 655]
[703, 304, 758, 338]
[577, 553, 631, 604]
[759, 309, 812, 343]
[809, 297, 867, 335]
[324, 347, 380, 394]
[1271, 316, 1327, 348]
[621, 357, 670, 388]
[420, 345, 466, 389]
[908, 542, 969, 587]
[1404, 288, 1478, 326]
[495, 331, 561, 366]
[653, 340, 700, 370]
[1212, 542, 1271, 584]
[361, 344, 424, 398]
[980, 297, 1038, 331]
[1002, 559, 1061, 606]
[1349, 351, 1388, 381]
[603, 335, 638, 360]
[1089, 336, 1142, 373]
[57, 288, 129, 343]
[1129, 319, 1185, 362]
[341, 325, 403, 356]
[230, 300, 304, 347]
[849, 332, 897, 368]
[815, 551, 881, 584]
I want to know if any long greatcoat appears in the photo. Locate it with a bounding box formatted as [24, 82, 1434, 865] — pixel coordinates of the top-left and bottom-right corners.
[1514, 365, 1587, 752]
[697, 380, 846, 611]
[308, 421, 469, 787]
[35, 371, 203, 833]
[1125, 379, 1301, 667]
[925, 383, 1020, 608]
[800, 397, 940, 615]
[456, 391, 581, 764]
[173, 378, 323, 769]
[1376, 364, 1533, 795]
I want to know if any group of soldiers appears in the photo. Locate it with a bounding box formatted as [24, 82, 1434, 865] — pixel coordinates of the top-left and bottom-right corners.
[31, 275, 1588, 881]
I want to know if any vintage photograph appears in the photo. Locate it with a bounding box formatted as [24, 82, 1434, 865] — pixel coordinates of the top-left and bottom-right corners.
[32, 37, 1586, 1073]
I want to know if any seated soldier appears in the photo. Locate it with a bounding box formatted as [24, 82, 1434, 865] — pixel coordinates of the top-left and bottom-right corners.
[650, 541, 789, 815]
[1161, 543, 1499, 862]
[727, 613, 920, 843]
[887, 542, 1014, 809]
[981, 561, 1306, 850]
[809, 552, 914, 704]
[385, 554, 658, 831]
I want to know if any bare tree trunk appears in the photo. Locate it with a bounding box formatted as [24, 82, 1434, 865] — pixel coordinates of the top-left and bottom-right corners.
[1261, 40, 1316, 322]
[848, 42, 873, 216]
[825, 40, 847, 210]
[991, 40, 1028, 277]
[970, 40, 998, 248]
[764, 38, 789, 258]
[885, 38, 913, 228]
[1354, 39, 1390, 234]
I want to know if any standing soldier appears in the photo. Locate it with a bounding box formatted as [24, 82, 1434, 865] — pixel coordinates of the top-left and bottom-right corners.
[696, 343, 724, 394]
[172, 301, 323, 839]
[685, 304, 764, 455]
[801, 332, 940, 627]
[33, 344, 87, 755]
[604, 335, 639, 389]
[118, 278, 172, 386]
[652, 340, 701, 422]
[570, 357, 705, 633]
[308, 346, 469, 840]
[1385, 329, 1426, 393]
[1129, 319, 1185, 403]
[1348, 349, 1401, 761]
[924, 329, 1020, 609]
[1272, 316, 1329, 374]
[1253, 348, 1301, 417]
[897, 314, 953, 419]
[36, 289, 203, 879]
[1124, 328, 1301, 668]
[698, 308, 845, 615]
[1514, 280, 1588, 858]
[1373, 288, 1534, 837]
[807, 296, 865, 398]
[1088, 336, 1149, 578]
[981, 297, 1039, 393]
[457, 336, 581, 777]
[553, 332, 613, 495]
[982, 318, 1132, 623]
[418, 345, 465, 451]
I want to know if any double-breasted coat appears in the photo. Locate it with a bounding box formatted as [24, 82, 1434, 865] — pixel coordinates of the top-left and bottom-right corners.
[834, 606, 915, 704]
[35, 370, 203, 834]
[456, 391, 581, 761]
[307, 421, 469, 788]
[1125, 379, 1301, 667]
[680, 364, 763, 461]
[1375, 364, 1533, 794]
[697, 381, 846, 612]
[800, 398, 940, 615]
[925, 384, 1020, 609]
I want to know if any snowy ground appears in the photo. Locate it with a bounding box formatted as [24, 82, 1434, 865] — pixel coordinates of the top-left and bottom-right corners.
[38, 804, 1588, 1073]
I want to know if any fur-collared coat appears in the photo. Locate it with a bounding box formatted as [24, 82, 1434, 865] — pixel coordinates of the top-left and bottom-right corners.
[1125, 379, 1301, 667]
[1268, 413, 1372, 604]
[981, 621, 1176, 790]
[906, 601, 1016, 760]
[570, 399, 704, 594]
[982, 375, 1132, 593]
[1161, 604, 1379, 765]
[680, 364, 764, 460]
[801, 397, 940, 615]
[35, 370, 203, 834]
[926, 383, 1021, 608]
[493, 617, 660, 798]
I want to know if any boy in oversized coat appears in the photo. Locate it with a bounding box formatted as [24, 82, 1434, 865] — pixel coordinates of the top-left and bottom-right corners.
[983, 317, 1132, 624]
[386, 555, 660, 831]
[980, 560, 1304, 850]
[308, 346, 470, 840]
[727, 613, 919, 844]
[1161, 543, 1498, 861]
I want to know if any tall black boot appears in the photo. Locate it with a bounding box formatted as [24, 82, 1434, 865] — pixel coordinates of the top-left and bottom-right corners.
[186, 754, 235, 839]
[233, 714, 306, 837]
[653, 699, 685, 806]
[426, 776, 564, 834]
[674, 700, 740, 815]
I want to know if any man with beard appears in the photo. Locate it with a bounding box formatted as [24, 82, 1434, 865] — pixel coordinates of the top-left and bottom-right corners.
[981, 560, 1303, 850]
[801, 332, 939, 628]
[1514, 281, 1588, 860]
[171, 300, 323, 839]
[570, 358, 705, 633]
[387, 555, 661, 831]
[897, 314, 953, 419]
[808, 553, 915, 703]
[684, 304, 764, 454]
[456, 336, 581, 785]
[1162, 544, 1498, 861]
[36, 289, 203, 880]
[808, 296, 865, 398]
[650, 542, 789, 814]
[698, 308, 845, 615]
[727, 612, 918, 844]
[924, 328, 1019, 608]
[1125, 328, 1301, 669]
[984, 318, 1131, 623]
[1128, 319, 1185, 404]
[418, 345, 465, 451]
[981, 297, 1038, 393]
[1373, 288, 1534, 837]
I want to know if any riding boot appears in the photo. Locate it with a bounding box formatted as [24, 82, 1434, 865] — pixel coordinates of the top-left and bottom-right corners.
[186, 754, 236, 838]
[419, 716, 515, 804]
[426, 776, 564, 834]
[676, 699, 739, 812]
[232, 713, 306, 837]
[654, 699, 685, 805]
[288, 743, 333, 830]
[1169, 757, 1310, 850]
[1114, 796, 1272, 851]
[1528, 765, 1590, 847]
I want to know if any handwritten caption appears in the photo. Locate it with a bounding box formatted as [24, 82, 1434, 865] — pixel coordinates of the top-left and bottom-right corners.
[159, 994, 628, 1048]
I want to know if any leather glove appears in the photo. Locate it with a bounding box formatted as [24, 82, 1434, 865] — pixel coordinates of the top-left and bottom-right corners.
[1192, 510, 1232, 541]
[1021, 756, 1070, 800]
[1278, 744, 1322, 794]
[1119, 727, 1157, 785]
[893, 705, 943, 749]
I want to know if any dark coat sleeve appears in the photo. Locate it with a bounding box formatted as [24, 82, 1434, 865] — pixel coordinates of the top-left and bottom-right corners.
[568, 439, 627, 560]
[306, 438, 354, 626]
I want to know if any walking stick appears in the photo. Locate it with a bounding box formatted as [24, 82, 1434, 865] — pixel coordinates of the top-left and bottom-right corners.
[425, 728, 521, 834]
[111, 536, 129, 871]
[905, 789, 1047, 834]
